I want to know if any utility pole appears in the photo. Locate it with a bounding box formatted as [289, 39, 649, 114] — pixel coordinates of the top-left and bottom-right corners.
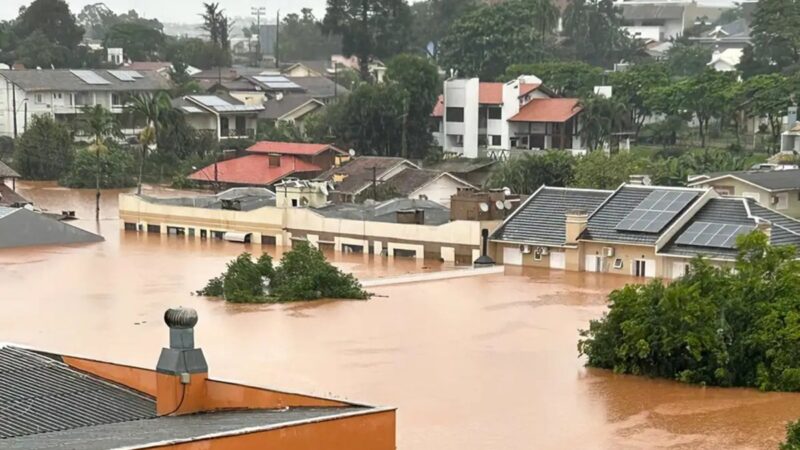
[214, 160, 219, 194]
[251, 6, 265, 67]
[371, 166, 377, 200]
[275, 10, 280, 68]
[11, 82, 17, 138]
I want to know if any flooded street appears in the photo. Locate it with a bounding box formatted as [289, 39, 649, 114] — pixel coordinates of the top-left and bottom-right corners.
[2, 182, 800, 449]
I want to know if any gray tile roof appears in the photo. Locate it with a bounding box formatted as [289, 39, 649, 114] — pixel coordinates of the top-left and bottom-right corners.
[0, 184, 30, 207]
[0, 160, 20, 178]
[0, 207, 104, 248]
[260, 94, 322, 120]
[314, 198, 451, 225]
[581, 185, 704, 245]
[316, 156, 414, 195]
[0, 345, 155, 439]
[492, 186, 612, 245]
[288, 76, 349, 98]
[0, 69, 172, 93]
[697, 170, 800, 192]
[660, 198, 800, 259]
[1, 407, 370, 449]
[383, 169, 450, 197]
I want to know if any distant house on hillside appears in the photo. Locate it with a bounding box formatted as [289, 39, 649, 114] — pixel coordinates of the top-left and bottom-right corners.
[619, 1, 730, 42]
[0, 69, 171, 139]
[172, 94, 263, 141]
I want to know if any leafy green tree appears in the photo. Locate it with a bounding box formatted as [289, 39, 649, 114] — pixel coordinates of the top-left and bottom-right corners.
[79, 105, 120, 220]
[610, 63, 670, 137]
[13, 0, 84, 53]
[573, 150, 646, 189]
[562, 0, 640, 67]
[60, 144, 135, 189]
[486, 151, 575, 194]
[200, 3, 232, 67]
[580, 231, 800, 391]
[743, 74, 795, 152]
[741, 0, 800, 76]
[438, 0, 558, 80]
[782, 419, 800, 450]
[13, 115, 74, 180]
[665, 42, 713, 77]
[256, 120, 306, 142]
[14, 30, 67, 68]
[578, 94, 629, 151]
[103, 22, 164, 61]
[271, 242, 369, 301]
[386, 54, 440, 158]
[162, 36, 226, 70]
[409, 0, 478, 58]
[502, 61, 603, 96]
[323, 0, 412, 80]
[278, 8, 342, 61]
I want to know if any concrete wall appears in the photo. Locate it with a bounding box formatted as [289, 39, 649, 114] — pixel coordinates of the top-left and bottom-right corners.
[230, 91, 267, 106]
[411, 175, 467, 208]
[582, 242, 658, 277]
[443, 78, 479, 157]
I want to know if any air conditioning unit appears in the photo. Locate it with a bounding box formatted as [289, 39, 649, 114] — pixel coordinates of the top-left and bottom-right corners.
[520, 244, 532, 254]
[537, 246, 549, 256]
[602, 246, 615, 257]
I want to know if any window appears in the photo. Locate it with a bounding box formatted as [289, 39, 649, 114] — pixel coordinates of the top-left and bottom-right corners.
[488, 107, 501, 119]
[111, 94, 122, 106]
[613, 258, 623, 269]
[291, 198, 298, 207]
[774, 193, 789, 210]
[455, 134, 464, 145]
[220, 117, 230, 136]
[491, 135, 501, 146]
[446, 107, 464, 123]
[54, 93, 62, 100]
[633, 260, 647, 277]
[35, 94, 43, 104]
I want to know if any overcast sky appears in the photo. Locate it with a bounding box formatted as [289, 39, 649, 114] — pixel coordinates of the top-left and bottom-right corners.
[0, 0, 332, 23]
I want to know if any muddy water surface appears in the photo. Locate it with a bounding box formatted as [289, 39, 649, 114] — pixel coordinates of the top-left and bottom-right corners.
[1, 182, 799, 449]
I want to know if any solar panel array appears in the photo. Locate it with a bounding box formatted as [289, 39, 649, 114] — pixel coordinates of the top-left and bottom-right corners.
[190, 96, 231, 107]
[107, 70, 143, 81]
[253, 75, 302, 90]
[675, 221, 755, 248]
[615, 190, 696, 233]
[70, 70, 110, 85]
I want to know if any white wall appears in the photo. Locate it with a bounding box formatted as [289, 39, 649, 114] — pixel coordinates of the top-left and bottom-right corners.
[443, 78, 479, 158]
[412, 175, 468, 208]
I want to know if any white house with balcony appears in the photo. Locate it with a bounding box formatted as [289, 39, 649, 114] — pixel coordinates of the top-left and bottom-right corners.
[172, 95, 263, 142]
[432, 75, 585, 159]
[0, 69, 172, 139]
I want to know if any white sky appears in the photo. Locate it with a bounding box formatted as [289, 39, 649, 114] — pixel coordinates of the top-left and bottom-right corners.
[0, 0, 332, 23]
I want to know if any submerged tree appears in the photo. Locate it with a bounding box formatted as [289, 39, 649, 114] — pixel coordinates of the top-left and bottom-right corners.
[14, 116, 74, 180]
[79, 105, 120, 220]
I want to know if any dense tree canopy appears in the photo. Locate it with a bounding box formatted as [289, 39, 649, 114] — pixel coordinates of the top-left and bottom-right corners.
[13, 115, 74, 180]
[740, 0, 800, 76]
[323, 0, 412, 79]
[665, 42, 713, 77]
[409, 0, 478, 58]
[609, 63, 670, 137]
[385, 54, 440, 158]
[562, 0, 640, 67]
[103, 21, 164, 61]
[278, 9, 342, 61]
[503, 61, 603, 96]
[486, 151, 575, 194]
[580, 232, 800, 392]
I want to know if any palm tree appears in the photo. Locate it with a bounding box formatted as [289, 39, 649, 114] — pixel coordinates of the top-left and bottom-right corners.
[127, 92, 170, 194]
[80, 105, 120, 221]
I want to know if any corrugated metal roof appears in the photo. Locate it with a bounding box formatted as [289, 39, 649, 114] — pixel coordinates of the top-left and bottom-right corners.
[0, 69, 171, 93]
[492, 187, 612, 245]
[0, 346, 155, 439]
[581, 185, 703, 245]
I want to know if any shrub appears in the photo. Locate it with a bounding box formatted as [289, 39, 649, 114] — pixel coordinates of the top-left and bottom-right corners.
[14, 115, 74, 180]
[781, 419, 800, 450]
[60, 144, 136, 188]
[579, 232, 800, 391]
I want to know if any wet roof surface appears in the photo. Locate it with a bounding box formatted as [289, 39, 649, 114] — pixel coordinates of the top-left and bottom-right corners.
[140, 187, 276, 211]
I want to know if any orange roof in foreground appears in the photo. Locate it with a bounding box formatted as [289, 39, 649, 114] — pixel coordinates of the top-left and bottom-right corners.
[431, 95, 444, 117]
[247, 141, 345, 156]
[519, 83, 541, 97]
[189, 154, 321, 186]
[509, 98, 582, 123]
[479, 82, 504, 104]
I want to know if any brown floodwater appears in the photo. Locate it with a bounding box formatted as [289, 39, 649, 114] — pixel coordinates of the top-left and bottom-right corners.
[2, 181, 800, 449]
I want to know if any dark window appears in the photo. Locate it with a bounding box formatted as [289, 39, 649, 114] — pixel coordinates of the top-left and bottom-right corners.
[146, 224, 161, 233]
[235, 116, 246, 134]
[491, 135, 501, 146]
[446, 107, 464, 123]
[220, 117, 230, 136]
[124, 222, 137, 231]
[488, 107, 501, 119]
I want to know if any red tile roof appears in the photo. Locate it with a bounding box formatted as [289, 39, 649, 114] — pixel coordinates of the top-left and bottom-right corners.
[479, 82, 504, 104]
[519, 83, 541, 97]
[509, 98, 582, 123]
[246, 141, 345, 156]
[188, 154, 321, 186]
[431, 95, 444, 117]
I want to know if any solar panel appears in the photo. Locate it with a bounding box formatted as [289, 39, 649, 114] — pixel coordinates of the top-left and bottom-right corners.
[126, 71, 143, 78]
[616, 190, 696, 233]
[190, 96, 232, 107]
[70, 70, 111, 85]
[675, 221, 755, 248]
[253, 75, 302, 90]
[107, 70, 135, 81]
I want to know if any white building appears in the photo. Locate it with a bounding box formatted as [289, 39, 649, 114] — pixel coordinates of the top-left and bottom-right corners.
[433, 75, 584, 159]
[0, 69, 172, 139]
[618, 1, 730, 43]
[782, 107, 800, 153]
[172, 95, 263, 142]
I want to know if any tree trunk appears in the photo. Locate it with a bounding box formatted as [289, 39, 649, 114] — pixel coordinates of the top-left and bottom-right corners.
[699, 118, 707, 148]
[137, 145, 145, 195]
[95, 143, 100, 221]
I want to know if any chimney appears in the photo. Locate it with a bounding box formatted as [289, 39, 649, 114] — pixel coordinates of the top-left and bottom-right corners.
[755, 218, 772, 242]
[268, 153, 281, 168]
[396, 208, 424, 224]
[473, 228, 495, 267]
[156, 307, 208, 416]
[565, 209, 588, 245]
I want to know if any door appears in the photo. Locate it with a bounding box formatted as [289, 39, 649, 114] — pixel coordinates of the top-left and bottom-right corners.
[220, 117, 230, 137]
[633, 259, 656, 277]
[585, 255, 601, 272]
[235, 116, 246, 136]
[550, 251, 566, 269]
[503, 246, 523, 266]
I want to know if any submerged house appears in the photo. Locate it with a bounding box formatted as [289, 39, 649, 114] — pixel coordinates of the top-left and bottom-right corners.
[0, 206, 103, 249]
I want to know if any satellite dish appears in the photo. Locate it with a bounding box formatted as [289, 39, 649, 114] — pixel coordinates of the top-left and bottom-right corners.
[502, 186, 511, 196]
[496, 200, 505, 210]
[348, 149, 356, 157]
[503, 200, 513, 210]
[479, 202, 489, 212]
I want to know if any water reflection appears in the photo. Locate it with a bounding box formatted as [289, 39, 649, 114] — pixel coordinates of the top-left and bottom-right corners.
[1, 182, 798, 449]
